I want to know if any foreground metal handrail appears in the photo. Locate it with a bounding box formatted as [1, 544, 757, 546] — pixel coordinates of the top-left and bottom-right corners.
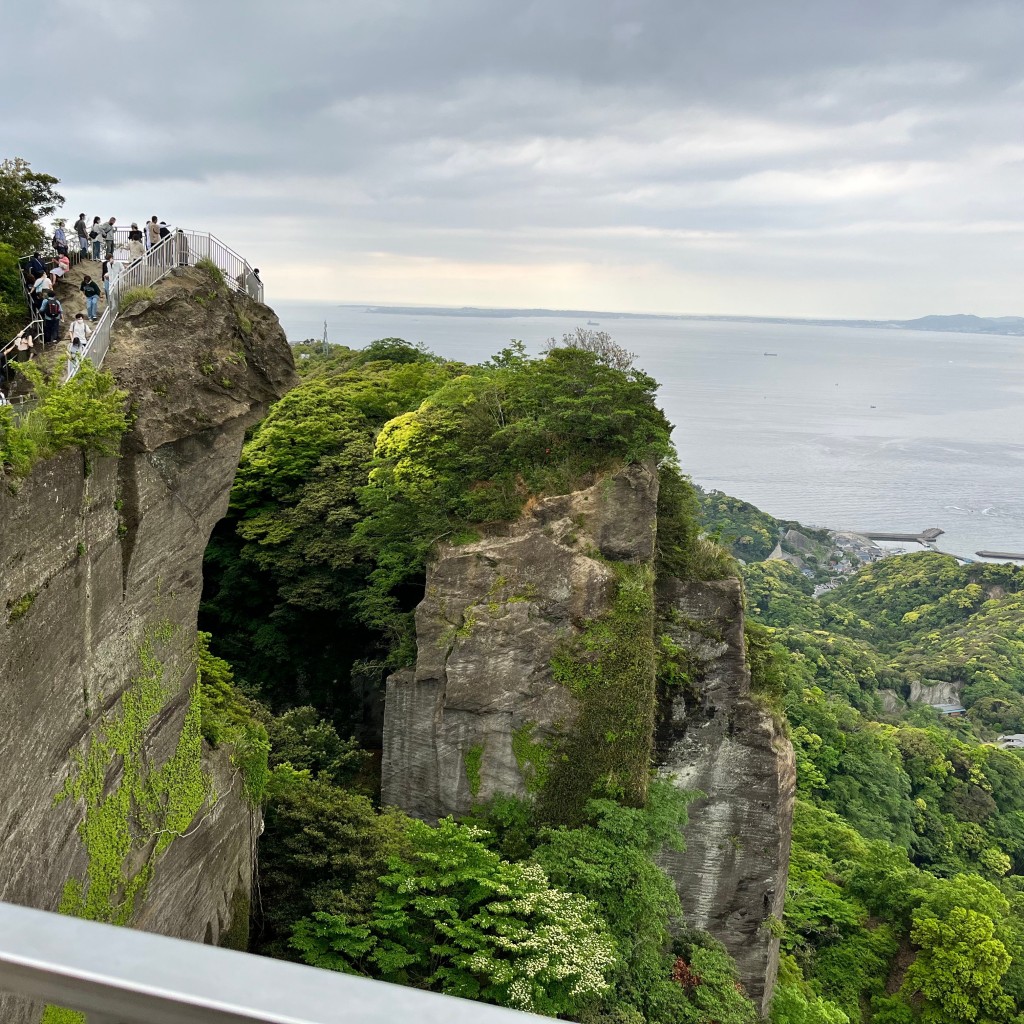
[0, 901, 542, 1024]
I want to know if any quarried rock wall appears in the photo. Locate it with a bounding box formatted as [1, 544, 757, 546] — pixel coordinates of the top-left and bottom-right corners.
[0, 267, 295, 1023]
[655, 577, 795, 1017]
[382, 463, 658, 821]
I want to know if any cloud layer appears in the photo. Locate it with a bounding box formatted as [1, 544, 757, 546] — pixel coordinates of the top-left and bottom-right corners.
[5, 0, 1024, 315]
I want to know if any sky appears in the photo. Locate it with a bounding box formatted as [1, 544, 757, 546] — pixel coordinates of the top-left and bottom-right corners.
[5, 0, 1024, 318]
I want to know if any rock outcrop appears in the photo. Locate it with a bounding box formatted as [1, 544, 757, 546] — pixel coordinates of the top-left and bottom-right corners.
[908, 678, 962, 706]
[655, 578, 795, 1017]
[0, 267, 295, 1022]
[383, 461, 796, 1014]
[382, 462, 658, 822]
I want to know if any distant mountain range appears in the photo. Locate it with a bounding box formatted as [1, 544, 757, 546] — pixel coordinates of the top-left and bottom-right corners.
[362, 306, 1024, 336]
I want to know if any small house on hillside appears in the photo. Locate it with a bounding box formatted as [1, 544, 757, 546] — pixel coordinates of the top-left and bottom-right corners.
[931, 703, 966, 718]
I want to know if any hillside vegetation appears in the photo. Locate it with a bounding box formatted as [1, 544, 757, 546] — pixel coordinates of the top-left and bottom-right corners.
[202, 337, 1024, 1023]
[202, 338, 757, 1023]
[739, 536, 1024, 1022]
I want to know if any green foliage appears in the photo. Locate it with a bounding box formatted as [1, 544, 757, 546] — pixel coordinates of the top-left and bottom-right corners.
[0, 156, 63, 254]
[1, 361, 129, 477]
[464, 744, 484, 797]
[55, 623, 212, 925]
[511, 724, 551, 794]
[118, 286, 155, 308]
[7, 590, 36, 623]
[195, 257, 225, 286]
[291, 817, 616, 1016]
[542, 563, 657, 823]
[756, 543, 1024, 1022]
[656, 462, 737, 582]
[265, 705, 369, 787]
[255, 765, 407, 959]
[196, 631, 270, 804]
[202, 340, 677, 717]
[0, 241, 28, 338]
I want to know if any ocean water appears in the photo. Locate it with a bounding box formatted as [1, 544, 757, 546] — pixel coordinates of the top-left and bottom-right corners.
[270, 301, 1024, 562]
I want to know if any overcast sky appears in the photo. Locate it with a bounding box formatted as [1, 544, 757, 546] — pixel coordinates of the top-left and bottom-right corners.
[6, 0, 1024, 316]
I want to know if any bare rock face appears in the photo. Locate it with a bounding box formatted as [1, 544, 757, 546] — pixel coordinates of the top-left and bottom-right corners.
[382, 462, 657, 821]
[0, 268, 295, 1022]
[655, 577, 795, 1017]
[908, 678, 962, 706]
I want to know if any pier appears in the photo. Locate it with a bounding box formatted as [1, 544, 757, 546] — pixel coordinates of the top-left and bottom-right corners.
[863, 527, 944, 545]
[976, 551, 1024, 562]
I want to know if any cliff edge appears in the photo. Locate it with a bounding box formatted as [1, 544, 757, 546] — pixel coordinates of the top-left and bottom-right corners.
[0, 267, 295, 1022]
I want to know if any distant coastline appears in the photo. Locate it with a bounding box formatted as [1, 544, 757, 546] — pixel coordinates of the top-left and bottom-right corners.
[360, 306, 1024, 337]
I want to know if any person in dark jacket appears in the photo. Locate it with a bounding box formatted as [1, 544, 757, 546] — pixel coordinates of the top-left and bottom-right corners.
[80, 275, 102, 321]
[74, 214, 88, 256]
[40, 292, 63, 346]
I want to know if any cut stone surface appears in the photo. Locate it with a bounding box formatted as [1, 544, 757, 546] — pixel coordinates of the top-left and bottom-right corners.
[655, 577, 796, 1018]
[0, 268, 295, 1023]
[382, 462, 657, 821]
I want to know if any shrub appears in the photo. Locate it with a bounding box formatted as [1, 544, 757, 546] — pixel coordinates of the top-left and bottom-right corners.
[117, 286, 154, 309]
[195, 257, 225, 286]
[0, 362, 128, 476]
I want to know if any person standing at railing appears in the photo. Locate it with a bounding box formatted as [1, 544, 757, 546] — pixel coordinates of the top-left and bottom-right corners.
[98, 217, 117, 259]
[89, 217, 102, 259]
[40, 293, 63, 347]
[176, 228, 189, 268]
[74, 214, 89, 256]
[53, 222, 69, 256]
[28, 252, 45, 277]
[147, 216, 161, 250]
[80, 275, 101, 321]
[128, 223, 145, 264]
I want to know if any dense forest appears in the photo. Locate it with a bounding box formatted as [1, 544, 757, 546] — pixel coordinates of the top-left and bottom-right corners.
[199, 336, 1024, 1023]
[5, 154, 1024, 1019]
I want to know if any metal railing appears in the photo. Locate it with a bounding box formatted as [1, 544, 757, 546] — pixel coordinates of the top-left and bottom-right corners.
[66, 228, 262, 381]
[0, 900, 542, 1024]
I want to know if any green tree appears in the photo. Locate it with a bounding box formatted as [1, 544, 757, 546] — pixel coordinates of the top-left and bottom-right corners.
[904, 905, 1012, 1022]
[290, 817, 616, 1016]
[0, 157, 63, 254]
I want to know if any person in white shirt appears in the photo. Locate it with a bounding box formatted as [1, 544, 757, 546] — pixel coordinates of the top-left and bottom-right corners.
[68, 315, 91, 371]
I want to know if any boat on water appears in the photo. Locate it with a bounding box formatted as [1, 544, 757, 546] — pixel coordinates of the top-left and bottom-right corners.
[587, 320, 600, 326]
[763, 352, 778, 356]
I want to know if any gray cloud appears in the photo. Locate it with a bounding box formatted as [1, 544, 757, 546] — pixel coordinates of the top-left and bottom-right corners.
[4, 0, 1024, 314]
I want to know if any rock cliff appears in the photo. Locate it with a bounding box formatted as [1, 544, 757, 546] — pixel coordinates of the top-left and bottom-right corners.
[382, 462, 659, 823]
[655, 577, 795, 1016]
[0, 267, 295, 1022]
[382, 463, 795, 1013]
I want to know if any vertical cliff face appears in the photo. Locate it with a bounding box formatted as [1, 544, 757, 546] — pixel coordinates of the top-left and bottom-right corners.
[0, 268, 295, 1023]
[383, 464, 795, 1015]
[382, 462, 659, 822]
[655, 578, 796, 1017]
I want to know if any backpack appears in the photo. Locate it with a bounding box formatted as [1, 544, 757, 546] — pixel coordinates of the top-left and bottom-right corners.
[45, 298, 60, 318]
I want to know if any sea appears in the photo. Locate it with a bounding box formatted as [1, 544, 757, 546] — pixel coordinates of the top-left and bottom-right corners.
[270, 301, 1024, 563]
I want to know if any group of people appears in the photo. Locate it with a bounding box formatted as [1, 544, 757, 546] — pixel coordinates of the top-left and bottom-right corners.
[14, 213, 175, 376]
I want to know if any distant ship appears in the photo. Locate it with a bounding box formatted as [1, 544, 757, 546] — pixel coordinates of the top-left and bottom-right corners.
[587, 320, 600, 326]
[763, 352, 778, 356]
